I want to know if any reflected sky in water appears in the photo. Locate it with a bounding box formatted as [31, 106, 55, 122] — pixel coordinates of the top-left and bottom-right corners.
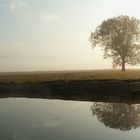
[0, 98, 140, 140]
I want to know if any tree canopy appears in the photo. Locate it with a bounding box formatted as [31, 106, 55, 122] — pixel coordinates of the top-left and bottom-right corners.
[90, 15, 140, 71]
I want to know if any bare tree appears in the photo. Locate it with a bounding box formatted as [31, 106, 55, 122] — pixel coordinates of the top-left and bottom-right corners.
[90, 15, 140, 71]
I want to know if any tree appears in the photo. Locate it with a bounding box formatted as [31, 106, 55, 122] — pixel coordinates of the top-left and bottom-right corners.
[90, 15, 140, 71]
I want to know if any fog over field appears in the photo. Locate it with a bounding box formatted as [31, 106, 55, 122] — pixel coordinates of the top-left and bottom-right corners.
[0, 0, 140, 72]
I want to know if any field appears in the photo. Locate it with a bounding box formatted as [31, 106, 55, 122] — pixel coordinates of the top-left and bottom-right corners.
[0, 69, 140, 83]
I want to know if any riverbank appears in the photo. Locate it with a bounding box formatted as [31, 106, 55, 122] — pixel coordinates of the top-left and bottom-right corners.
[0, 80, 140, 104]
[1, 70, 140, 103]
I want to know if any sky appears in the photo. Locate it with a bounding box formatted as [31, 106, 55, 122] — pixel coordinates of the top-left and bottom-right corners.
[0, 0, 140, 72]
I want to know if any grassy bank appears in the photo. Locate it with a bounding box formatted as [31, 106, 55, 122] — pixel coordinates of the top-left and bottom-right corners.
[0, 78, 140, 103]
[0, 69, 140, 83]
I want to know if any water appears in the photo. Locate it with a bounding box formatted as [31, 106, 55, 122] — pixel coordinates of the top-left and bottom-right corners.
[0, 98, 140, 140]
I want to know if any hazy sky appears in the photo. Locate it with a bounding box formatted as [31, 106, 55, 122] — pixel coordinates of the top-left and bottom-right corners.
[0, 0, 140, 72]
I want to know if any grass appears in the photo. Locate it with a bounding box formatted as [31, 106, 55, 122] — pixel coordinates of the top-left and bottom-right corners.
[0, 69, 140, 83]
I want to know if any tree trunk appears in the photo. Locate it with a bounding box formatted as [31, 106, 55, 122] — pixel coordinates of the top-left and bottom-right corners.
[121, 59, 125, 71]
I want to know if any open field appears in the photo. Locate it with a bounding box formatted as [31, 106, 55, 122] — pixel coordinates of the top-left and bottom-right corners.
[0, 69, 140, 83]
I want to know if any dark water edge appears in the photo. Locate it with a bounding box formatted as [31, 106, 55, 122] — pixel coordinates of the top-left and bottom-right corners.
[0, 80, 140, 103]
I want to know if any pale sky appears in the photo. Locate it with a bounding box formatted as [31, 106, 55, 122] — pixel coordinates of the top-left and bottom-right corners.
[0, 0, 140, 72]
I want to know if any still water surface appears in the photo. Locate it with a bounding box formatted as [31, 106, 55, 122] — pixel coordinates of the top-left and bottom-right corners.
[0, 98, 140, 140]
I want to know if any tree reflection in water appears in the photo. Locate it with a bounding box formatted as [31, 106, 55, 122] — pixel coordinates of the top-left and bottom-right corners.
[90, 102, 140, 131]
